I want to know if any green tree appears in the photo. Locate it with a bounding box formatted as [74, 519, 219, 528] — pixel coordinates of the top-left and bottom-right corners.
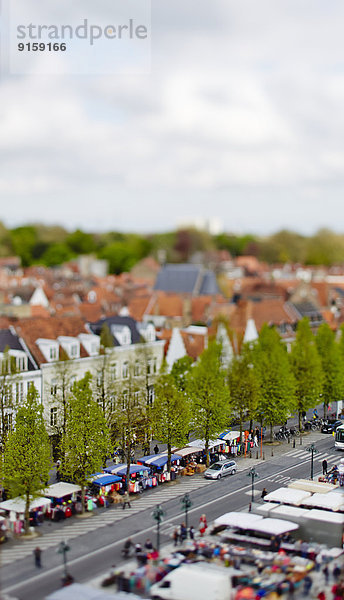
[0, 348, 21, 450]
[170, 356, 193, 392]
[316, 323, 344, 418]
[289, 318, 323, 432]
[100, 323, 114, 349]
[66, 229, 96, 254]
[9, 226, 38, 267]
[40, 243, 74, 267]
[186, 342, 231, 466]
[254, 325, 296, 441]
[151, 371, 191, 472]
[61, 373, 112, 512]
[228, 344, 260, 441]
[2, 385, 51, 533]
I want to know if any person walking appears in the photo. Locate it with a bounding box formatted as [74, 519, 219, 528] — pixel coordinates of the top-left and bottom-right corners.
[154, 445, 159, 454]
[199, 514, 207, 537]
[322, 459, 328, 475]
[189, 525, 195, 540]
[173, 527, 180, 546]
[121, 491, 131, 510]
[261, 488, 268, 499]
[180, 523, 187, 542]
[34, 547, 42, 568]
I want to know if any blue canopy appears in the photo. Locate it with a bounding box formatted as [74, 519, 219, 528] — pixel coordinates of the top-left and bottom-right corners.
[147, 454, 182, 468]
[91, 474, 122, 487]
[104, 463, 149, 476]
[136, 454, 157, 465]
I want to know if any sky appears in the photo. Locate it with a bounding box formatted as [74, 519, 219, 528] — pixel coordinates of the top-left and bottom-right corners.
[1, 0, 344, 235]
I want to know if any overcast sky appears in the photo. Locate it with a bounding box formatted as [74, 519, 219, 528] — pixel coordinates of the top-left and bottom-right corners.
[1, 0, 344, 235]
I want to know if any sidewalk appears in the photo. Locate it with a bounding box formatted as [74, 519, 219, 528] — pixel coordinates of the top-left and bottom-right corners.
[0, 430, 325, 567]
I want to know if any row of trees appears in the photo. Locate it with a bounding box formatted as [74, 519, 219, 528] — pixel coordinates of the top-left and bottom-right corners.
[2, 220, 344, 270]
[2, 318, 344, 533]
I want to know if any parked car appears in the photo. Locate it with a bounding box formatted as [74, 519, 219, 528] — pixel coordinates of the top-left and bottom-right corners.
[321, 419, 343, 434]
[204, 460, 237, 480]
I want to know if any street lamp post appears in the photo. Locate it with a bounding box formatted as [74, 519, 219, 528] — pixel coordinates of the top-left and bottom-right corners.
[180, 493, 192, 536]
[306, 443, 319, 480]
[57, 541, 70, 580]
[247, 467, 259, 505]
[152, 504, 165, 552]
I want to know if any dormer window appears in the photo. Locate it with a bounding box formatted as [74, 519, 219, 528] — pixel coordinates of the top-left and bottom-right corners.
[78, 334, 100, 357]
[36, 339, 60, 363]
[110, 325, 131, 346]
[57, 336, 80, 360]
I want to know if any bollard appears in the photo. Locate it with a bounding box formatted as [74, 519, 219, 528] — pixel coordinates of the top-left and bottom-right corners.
[256, 451, 259, 459]
[249, 502, 252, 512]
[263, 452, 265, 460]
[271, 449, 274, 457]
[288, 436, 290, 444]
[293, 438, 296, 449]
[249, 451, 252, 459]
[300, 436, 303, 446]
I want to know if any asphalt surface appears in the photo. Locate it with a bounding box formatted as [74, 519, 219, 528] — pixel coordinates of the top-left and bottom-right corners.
[0, 431, 339, 600]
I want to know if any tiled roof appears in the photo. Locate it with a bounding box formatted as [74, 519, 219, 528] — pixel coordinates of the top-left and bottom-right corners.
[154, 264, 219, 295]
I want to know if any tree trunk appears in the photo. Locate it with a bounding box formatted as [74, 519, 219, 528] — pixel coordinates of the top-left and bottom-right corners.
[126, 444, 131, 491]
[270, 423, 273, 443]
[323, 402, 327, 420]
[167, 442, 171, 473]
[81, 484, 85, 514]
[24, 491, 30, 534]
[205, 440, 209, 467]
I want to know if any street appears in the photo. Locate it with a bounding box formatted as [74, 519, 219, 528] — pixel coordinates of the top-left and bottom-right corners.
[0, 434, 339, 599]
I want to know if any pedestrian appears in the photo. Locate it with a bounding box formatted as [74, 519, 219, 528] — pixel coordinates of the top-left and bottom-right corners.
[121, 491, 131, 510]
[317, 592, 325, 600]
[173, 527, 180, 546]
[322, 459, 328, 475]
[261, 488, 268, 499]
[154, 444, 159, 455]
[323, 565, 329, 584]
[199, 514, 207, 537]
[303, 575, 312, 595]
[33, 546, 42, 568]
[144, 538, 153, 552]
[333, 564, 341, 580]
[180, 522, 187, 541]
[253, 435, 258, 447]
[189, 525, 195, 540]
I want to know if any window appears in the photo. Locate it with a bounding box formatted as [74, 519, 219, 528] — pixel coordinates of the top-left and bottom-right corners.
[122, 362, 129, 379]
[49, 347, 57, 360]
[153, 358, 157, 374]
[134, 361, 140, 377]
[134, 391, 140, 406]
[70, 344, 78, 357]
[147, 360, 152, 375]
[147, 386, 154, 406]
[51, 379, 58, 396]
[4, 413, 13, 431]
[110, 363, 117, 380]
[50, 407, 57, 427]
[96, 370, 103, 387]
[122, 390, 128, 409]
[27, 381, 35, 393]
[16, 382, 24, 402]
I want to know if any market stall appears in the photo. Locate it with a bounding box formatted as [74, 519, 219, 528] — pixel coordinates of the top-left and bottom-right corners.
[104, 464, 157, 493]
[263, 487, 311, 506]
[0, 496, 51, 533]
[137, 453, 182, 481]
[302, 491, 344, 512]
[42, 482, 81, 519]
[288, 479, 337, 494]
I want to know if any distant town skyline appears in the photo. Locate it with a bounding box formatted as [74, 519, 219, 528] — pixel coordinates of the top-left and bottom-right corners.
[1, 1, 344, 235]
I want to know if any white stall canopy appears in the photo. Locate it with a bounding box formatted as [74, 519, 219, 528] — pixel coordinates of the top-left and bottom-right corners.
[263, 487, 311, 506]
[189, 439, 223, 450]
[302, 492, 344, 512]
[42, 482, 81, 498]
[248, 517, 299, 536]
[213, 511, 263, 529]
[173, 446, 203, 457]
[288, 479, 337, 494]
[0, 496, 51, 514]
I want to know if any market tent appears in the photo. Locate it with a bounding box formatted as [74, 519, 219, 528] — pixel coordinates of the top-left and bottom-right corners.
[144, 453, 182, 468]
[263, 487, 311, 506]
[105, 464, 150, 477]
[288, 479, 337, 494]
[247, 517, 299, 536]
[302, 492, 344, 512]
[306, 509, 344, 525]
[90, 474, 122, 487]
[213, 511, 263, 529]
[136, 454, 157, 464]
[46, 582, 145, 600]
[251, 502, 280, 517]
[189, 439, 223, 450]
[172, 446, 203, 457]
[42, 482, 81, 498]
[0, 496, 51, 513]
[218, 430, 240, 442]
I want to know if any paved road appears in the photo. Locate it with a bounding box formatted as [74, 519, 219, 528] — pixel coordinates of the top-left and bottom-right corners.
[0, 433, 339, 599]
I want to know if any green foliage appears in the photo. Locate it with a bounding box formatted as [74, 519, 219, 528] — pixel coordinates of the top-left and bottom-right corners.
[186, 342, 231, 465]
[100, 323, 114, 348]
[170, 356, 193, 392]
[289, 318, 323, 430]
[2, 386, 51, 532]
[316, 323, 344, 417]
[40, 243, 74, 267]
[61, 373, 112, 511]
[228, 344, 260, 438]
[254, 325, 296, 440]
[9, 226, 38, 267]
[258, 230, 307, 263]
[151, 372, 191, 471]
[66, 229, 96, 254]
[98, 242, 140, 274]
[215, 233, 257, 257]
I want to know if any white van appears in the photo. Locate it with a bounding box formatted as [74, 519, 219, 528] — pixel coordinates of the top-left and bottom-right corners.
[150, 562, 241, 600]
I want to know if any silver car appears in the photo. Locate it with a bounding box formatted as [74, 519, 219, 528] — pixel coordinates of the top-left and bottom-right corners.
[204, 460, 237, 480]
